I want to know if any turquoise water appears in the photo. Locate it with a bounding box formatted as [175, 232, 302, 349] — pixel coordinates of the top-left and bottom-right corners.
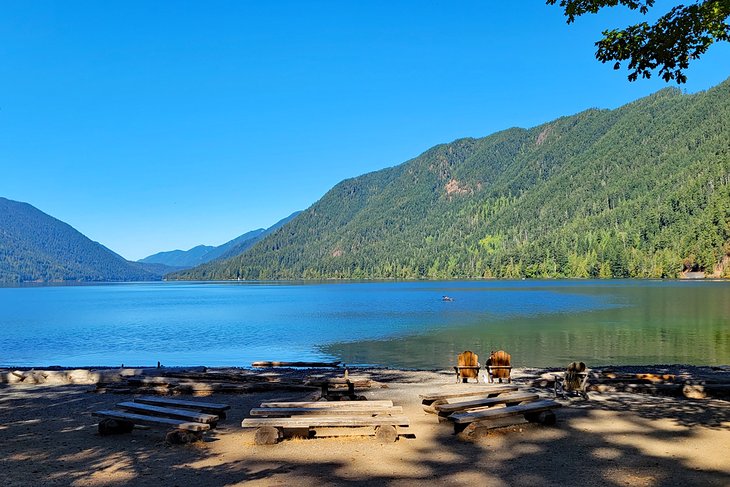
[0, 280, 728, 368]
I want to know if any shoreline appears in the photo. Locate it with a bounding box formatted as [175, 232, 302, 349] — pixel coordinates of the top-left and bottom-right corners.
[3, 364, 730, 399]
[1, 364, 729, 486]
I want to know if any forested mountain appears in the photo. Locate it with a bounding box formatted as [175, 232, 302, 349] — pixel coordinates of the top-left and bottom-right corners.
[0, 198, 160, 283]
[139, 212, 301, 269]
[173, 78, 730, 280]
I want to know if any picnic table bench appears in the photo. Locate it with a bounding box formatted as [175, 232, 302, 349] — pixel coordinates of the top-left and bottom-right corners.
[450, 399, 562, 435]
[419, 385, 518, 412]
[242, 400, 409, 444]
[93, 396, 230, 443]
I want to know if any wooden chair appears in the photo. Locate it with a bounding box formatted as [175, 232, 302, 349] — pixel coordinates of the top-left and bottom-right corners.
[453, 351, 480, 383]
[486, 350, 512, 383]
[554, 362, 589, 399]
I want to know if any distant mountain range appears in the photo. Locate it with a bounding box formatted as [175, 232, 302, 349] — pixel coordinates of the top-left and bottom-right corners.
[138, 211, 301, 269]
[172, 78, 730, 280]
[0, 197, 162, 283]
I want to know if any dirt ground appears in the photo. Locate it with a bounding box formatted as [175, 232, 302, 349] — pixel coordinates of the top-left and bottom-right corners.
[1, 367, 729, 486]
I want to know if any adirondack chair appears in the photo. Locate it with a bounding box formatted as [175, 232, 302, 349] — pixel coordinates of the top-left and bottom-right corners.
[554, 361, 589, 399]
[453, 351, 480, 383]
[486, 350, 512, 383]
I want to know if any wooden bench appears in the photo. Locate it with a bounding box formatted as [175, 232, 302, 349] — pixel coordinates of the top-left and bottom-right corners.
[134, 396, 231, 419]
[92, 397, 230, 443]
[93, 409, 211, 444]
[450, 399, 562, 435]
[242, 401, 409, 444]
[249, 406, 403, 417]
[116, 401, 219, 426]
[419, 385, 518, 412]
[258, 400, 394, 408]
[93, 410, 210, 432]
[434, 392, 538, 420]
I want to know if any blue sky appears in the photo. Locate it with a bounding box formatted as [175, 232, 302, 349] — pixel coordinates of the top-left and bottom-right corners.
[2, 1, 729, 260]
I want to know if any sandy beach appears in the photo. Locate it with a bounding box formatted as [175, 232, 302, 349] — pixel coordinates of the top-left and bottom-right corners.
[1, 365, 729, 487]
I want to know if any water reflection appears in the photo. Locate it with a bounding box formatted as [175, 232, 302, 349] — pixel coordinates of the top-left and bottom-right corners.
[323, 281, 730, 368]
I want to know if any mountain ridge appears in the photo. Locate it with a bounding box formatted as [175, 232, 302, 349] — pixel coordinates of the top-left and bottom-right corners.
[0, 197, 162, 283]
[171, 77, 730, 280]
[140, 212, 301, 269]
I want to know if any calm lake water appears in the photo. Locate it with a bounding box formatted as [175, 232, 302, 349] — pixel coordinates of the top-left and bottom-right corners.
[0, 280, 728, 368]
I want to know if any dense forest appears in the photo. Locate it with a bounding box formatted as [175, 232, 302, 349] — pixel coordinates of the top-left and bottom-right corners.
[173, 78, 730, 281]
[0, 198, 161, 283]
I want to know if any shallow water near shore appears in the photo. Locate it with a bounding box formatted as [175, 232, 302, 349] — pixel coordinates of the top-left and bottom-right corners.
[0, 280, 728, 368]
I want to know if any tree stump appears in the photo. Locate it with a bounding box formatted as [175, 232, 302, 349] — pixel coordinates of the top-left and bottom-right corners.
[254, 426, 282, 445]
[98, 418, 134, 436]
[375, 425, 398, 443]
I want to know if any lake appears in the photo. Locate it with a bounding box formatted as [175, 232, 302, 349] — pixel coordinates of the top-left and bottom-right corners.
[0, 280, 728, 369]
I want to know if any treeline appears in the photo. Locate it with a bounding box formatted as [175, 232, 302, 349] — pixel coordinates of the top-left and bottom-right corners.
[172, 79, 730, 281]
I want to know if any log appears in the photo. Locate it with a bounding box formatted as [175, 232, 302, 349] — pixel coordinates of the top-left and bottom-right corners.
[450, 399, 561, 424]
[254, 426, 282, 445]
[98, 418, 134, 436]
[456, 416, 529, 439]
[249, 406, 402, 417]
[92, 410, 210, 432]
[525, 410, 557, 425]
[259, 400, 393, 409]
[251, 361, 341, 368]
[134, 396, 230, 418]
[116, 402, 219, 424]
[434, 392, 539, 415]
[419, 385, 518, 402]
[241, 415, 410, 429]
[165, 429, 203, 445]
[375, 425, 398, 443]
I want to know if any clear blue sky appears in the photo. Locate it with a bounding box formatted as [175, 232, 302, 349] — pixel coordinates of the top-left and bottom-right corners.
[2, 1, 728, 260]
